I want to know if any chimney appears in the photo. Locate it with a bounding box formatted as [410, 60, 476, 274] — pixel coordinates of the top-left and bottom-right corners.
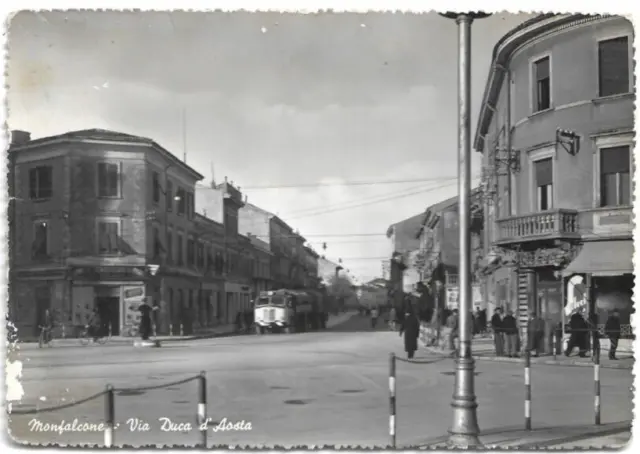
[11, 130, 31, 146]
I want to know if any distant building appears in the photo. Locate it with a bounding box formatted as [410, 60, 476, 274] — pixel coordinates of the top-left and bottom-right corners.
[385, 213, 423, 309]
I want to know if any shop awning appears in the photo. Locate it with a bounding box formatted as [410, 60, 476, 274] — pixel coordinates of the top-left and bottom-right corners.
[563, 240, 634, 277]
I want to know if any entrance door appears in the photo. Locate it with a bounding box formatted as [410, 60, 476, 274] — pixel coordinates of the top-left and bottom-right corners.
[34, 285, 51, 337]
[96, 297, 120, 336]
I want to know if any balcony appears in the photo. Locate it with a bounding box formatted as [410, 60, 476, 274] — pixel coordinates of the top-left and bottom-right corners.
[496, 209, 580, 247]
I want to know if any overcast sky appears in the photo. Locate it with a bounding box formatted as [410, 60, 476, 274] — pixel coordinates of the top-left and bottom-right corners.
[7, 10, 534, 282]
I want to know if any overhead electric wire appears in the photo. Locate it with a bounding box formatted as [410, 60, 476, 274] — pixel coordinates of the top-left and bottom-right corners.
[195, 174, 461, 190]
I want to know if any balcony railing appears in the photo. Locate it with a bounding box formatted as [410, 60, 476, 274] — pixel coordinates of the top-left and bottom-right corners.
[496, 209, 580, 245]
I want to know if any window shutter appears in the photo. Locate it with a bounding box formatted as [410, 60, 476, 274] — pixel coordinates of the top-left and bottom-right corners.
[97, 163, 107, 196]
[41, 167, 53, 198]
[108, 164, 119, 197]
[98, 222, 108, 252]
[600, 146, 629, 174]
[535, 158, 553, 186]
[535, 57, 549, 81]
[108, 223, 118, 253]
[599, 37, 629, 97]
[29, 168, 38, 199]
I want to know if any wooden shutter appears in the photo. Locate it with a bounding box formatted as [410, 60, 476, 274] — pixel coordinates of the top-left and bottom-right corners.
[29, 168, 38, 199]
[600, 146, 629, 174]
[598, 37, 629, 97]
[535, 158, 553, 186]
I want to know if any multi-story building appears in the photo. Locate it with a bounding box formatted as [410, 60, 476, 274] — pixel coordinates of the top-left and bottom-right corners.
[302, 245, 320, 288]
[8, 128, 204, 339]
[238, 202, 299, 289]
[385, 213, 423, 309]
[247, 234, 272, 297]
[475, 14, 634, 348]
[416, 190, 484, 312]
[195, 178, 252, 324]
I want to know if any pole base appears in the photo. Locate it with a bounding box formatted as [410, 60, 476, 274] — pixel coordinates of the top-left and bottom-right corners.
[448, 355, 482, 448]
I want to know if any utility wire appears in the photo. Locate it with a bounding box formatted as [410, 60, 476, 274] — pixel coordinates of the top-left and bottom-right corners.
[286, 179, 470, 221]
[196, 175, 461, 190]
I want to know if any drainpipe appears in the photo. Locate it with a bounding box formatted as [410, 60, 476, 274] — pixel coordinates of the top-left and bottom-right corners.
[505, 67, 513, 216]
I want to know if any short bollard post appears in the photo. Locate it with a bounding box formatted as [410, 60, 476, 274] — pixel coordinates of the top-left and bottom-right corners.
[389, 353, 396, 449]
[104, 385, 115, 447]
[524, 350, 531, 430]
[552, 331, 557, 361]
[169, 324, 173, 336]
[198, 371, 208, 448]
[594, 348, 601, 425]
[180, 324, 184, 337]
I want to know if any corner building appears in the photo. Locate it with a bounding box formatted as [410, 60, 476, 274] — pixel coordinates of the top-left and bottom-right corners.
[475, 14, 635, 349]
[9, 129, 204, 339]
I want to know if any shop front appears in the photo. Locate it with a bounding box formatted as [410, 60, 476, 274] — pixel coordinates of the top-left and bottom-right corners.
[562, 239, 634, 351]
[225, 281, 252, 324]
[69, 265, 149, 337]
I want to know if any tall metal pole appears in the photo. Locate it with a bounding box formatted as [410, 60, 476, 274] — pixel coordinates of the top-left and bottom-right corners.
[440, 11, 490, 448]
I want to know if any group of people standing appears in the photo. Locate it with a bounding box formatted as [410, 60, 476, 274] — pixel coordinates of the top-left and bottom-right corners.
[490, 306, 624, 360]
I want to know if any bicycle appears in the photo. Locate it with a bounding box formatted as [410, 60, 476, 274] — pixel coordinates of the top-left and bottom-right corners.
[79, 325, 109, 346]
[38, 325, 53, 348]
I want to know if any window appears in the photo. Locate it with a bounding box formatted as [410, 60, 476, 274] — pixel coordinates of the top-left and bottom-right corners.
[598, 36, 630, 97]
[186, 192, 195, 219]
[177, 234, 184, 265]
[153, 227, 163, 258]
[177, 188, 186, 215]
[29, 166, 53, 199]
[97, 220, 120, 254]
[166, 231, 173, 264]
[152, 172, 160, 204]
[97, 162, 120, 198]
[187, 238, 195, 266]
[535, 158, 553, 211]
[166, 181, 174, 212]
[533, 56, 551, 112]
[600, 146, 630, 206]
[32, 220, 49, 259]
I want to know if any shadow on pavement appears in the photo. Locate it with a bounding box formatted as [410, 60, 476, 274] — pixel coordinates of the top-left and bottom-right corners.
[326, 313, 399, 333]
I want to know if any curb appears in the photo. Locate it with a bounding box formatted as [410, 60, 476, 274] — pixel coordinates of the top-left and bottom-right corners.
[419, 345, 633, 370]
[409, 421, 631, 449]
[516, 424, 631, 449]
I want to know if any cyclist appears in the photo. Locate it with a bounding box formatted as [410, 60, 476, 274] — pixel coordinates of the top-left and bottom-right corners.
[86, 308, 103, 342]
[40, 309, 54, 345]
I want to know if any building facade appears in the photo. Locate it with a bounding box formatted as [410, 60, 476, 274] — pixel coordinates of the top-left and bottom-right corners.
[9, 129, 204, 339]
[416, 191, 484, 313]
[475, 14, 634, 348]
[302, 245, 320, 289]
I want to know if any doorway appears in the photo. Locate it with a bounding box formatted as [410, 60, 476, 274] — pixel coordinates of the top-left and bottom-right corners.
[96, 296, 120, 336]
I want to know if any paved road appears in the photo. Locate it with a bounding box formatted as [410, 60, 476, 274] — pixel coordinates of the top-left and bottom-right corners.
[7, 314, 634, 447]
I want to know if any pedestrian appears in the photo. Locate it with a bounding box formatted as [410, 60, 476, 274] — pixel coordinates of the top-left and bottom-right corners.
[491, 307, 504, 356]
[502, 310, 519, 358]
[605, 310, 621, 360]
[400, 309, 421, 359]
[389, 306, 397, 331]
[370, 306, 379, 329]
[565, 311, 588, 357]
[446, 309, 459, 356]
[235, 312, 243, 333]
[527, 311, 545, 357]
[138, 298, 158, 341]
[87, 308, 102, 342]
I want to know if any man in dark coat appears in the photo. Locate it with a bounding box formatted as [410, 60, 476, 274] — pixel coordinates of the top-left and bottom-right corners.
[605, 310, 621, 360]
[138, 298, 158, 341]
[491, 307, 504, 356]
[502, 310, 519, 357]
[400, 310, 420, 359]
[527, 311, 545, 357]
[565, 312, 588, 357]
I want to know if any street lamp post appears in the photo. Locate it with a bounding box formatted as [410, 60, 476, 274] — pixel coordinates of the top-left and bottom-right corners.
[439, 11, 490, 448]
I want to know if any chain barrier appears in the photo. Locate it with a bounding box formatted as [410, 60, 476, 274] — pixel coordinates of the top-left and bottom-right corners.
[8, 371, 208, 448]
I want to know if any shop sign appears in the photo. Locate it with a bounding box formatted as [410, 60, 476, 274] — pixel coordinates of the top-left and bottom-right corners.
[123, 285, 146, 328]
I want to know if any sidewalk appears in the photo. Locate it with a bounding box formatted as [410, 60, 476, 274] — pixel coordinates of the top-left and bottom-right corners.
[15, 312, 357, 350]
[418, 325, 634, 370]
[415, 421, 631, 449]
